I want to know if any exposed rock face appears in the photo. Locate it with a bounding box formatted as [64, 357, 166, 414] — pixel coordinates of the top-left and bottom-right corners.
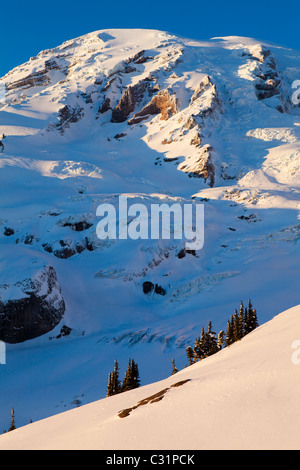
[125, 50, 153, 66]
[97, 97, 111, 115]
[190, 132, 202, 148]
[142, 281, 166, 296]
[42, 237, 94, 259]
[245, 45, 283, 105]
[255, 78, 281, 101]
[111, 81, 148, 123]
[55, 105, 84, 134]
[6, 58, 62, 91]
[128, 89, 177, 124]
[0, 266, 65, 343]
[189, 75, 222, 119]
[3, 227, 14, 236]
[7, 70, 51, 91]
[190, 75, 214, 105]
[57, 214, 94, 232]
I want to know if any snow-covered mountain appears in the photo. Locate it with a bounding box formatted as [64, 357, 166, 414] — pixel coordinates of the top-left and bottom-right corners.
[0, 29, 299, 431]
[0, 303, 299, 450]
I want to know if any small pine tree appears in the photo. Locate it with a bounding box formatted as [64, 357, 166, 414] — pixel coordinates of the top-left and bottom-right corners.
[243, 299, 258, 334]
[238, 301, 245, 338]
[217, 330, 225, 351]
[171, 358, 178, 375]
[131, 359, 141, 389]
[233, 309, 242, 342]
[186, 346, 194, 366]
[106, 360, 122, 397]
[193, 333, 204, 361]
[207, 321, 218, 356]
[121, 358, 140, 392]
[243, 307, 248, 336]
[121, 359, 130, 392]
[106, 372, 114, 397]
[199, 326, 207, 359]
[225, 316, 234, 346]
[112, 359, 122, 395]
[248, 306, 259, 333]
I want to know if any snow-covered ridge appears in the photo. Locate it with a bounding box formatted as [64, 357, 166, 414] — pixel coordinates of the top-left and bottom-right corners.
[0, 304, 299, 450]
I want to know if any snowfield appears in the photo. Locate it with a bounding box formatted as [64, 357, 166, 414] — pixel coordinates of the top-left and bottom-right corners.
[0, 304, 299, 450]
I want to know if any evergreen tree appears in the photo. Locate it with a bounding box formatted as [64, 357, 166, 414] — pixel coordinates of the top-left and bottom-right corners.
[207, 321, 218, 356]
[106, 372, 114, 397]
[243, 299, 257, 334]
[106, 360, 122, 396]
[217, 330, 225, 351]
[197, 327, 207, 360]
[225, 316, 234, 346]
[233, 308, 242, 342]
[8, 408, 16, 432]
[243, 307, 248, 336]
[121, 359, 131, 392]
[131, 359, 141, 390]
[111, 359, 122, 395]
[193, 342, 200, 362]
[247, 304, 259, 333]
[238, 301, 245, 338]
[193, 330, 204, 361]
[171, 358, 178, 375]
[203, 327, 211, 358]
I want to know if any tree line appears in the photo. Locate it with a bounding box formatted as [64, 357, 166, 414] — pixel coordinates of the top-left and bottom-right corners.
[185, 299, 259, 365]
[2, 408, 17, 434]
[3, 300, 259, 432]
[107, 300, 258, 396]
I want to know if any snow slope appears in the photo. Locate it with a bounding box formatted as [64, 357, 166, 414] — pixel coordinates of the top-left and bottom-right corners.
[0, 304, 299, 450]
[0, 29, 300, 429]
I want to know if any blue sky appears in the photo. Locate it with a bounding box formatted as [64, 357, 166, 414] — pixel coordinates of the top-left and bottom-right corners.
[1, 0, 299, 77]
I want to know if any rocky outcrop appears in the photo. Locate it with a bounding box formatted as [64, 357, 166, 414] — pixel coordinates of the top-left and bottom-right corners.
[118, 379, 191, 418]
[111, 81, 148, 123]
[189, 75, 222, 119]
[125, 50, 153, 67]
[3, 227, 14, 236]
[55, 104, 84, 134]
[42, 236, 94, 259]
[6, 58, 62, 91]
[255, 78, 281, 101]
[0, 266, 65, 343]
[57, 214, 94, 232]
[244, 45, 283, 104]
[178, 144, 215, 187]
[7, 70, 50, 91]
[97, 97, 111, 115]
[190, 131, 202, 148]
[190, 75, 214, 105]
[142, 281, 166, 296]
